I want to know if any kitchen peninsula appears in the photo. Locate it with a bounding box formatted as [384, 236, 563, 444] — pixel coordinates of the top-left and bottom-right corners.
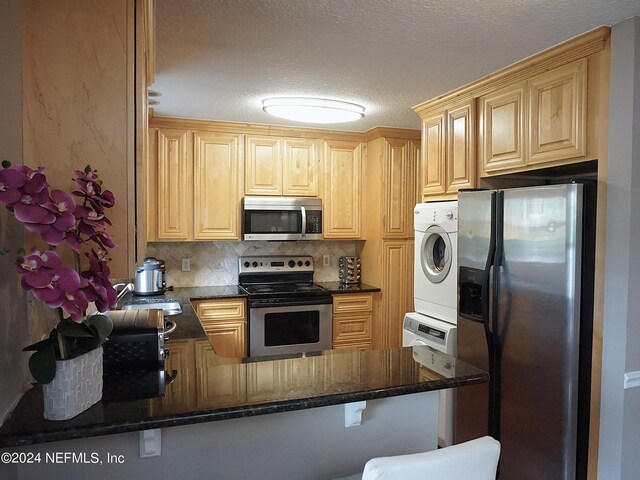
[0, 290, 487, 479]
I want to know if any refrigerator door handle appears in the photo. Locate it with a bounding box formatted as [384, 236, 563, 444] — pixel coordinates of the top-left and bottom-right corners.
[481, 192, 497, 339]
[490, 190, 505, 441]
[481, 192, 498, 438]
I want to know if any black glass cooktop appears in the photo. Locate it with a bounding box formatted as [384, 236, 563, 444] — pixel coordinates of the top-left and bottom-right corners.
[240, 282, 328, 297]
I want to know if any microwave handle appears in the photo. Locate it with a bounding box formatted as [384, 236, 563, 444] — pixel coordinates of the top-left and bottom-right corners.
[300, 206, 307, 238]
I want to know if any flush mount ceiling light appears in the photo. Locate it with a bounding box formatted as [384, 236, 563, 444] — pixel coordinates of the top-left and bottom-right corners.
[262, 97, 365, 124]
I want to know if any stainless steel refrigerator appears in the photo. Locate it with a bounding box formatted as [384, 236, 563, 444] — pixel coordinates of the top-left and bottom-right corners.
[456, 183, 594, 480]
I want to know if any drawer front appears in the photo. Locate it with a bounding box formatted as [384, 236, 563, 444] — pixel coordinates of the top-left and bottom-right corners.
[332, 294, 373, 314]
[333, 313, 372, 344]
[194, 299, 246, 321]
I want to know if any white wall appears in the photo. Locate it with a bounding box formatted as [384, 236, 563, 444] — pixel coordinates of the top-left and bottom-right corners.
[598, 16, 640, 480]
[8, 392, 438, 480]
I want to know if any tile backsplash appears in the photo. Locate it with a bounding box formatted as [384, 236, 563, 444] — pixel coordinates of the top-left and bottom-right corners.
[146, 241, 360, 287]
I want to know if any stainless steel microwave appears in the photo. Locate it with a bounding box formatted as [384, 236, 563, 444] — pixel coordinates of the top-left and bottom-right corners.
[242, 197, 322, 241]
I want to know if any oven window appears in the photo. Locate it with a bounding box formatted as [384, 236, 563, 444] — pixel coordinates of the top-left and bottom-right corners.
[264, 311, 320, 346]
[245, 210, 302, 234]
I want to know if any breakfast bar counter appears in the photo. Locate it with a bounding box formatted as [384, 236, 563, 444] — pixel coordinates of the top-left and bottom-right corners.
[0, 288, 487, 480]
[0, 290, 486, 448]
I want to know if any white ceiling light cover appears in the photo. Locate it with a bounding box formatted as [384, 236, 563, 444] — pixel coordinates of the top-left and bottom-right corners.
[262, 97, 365, 124]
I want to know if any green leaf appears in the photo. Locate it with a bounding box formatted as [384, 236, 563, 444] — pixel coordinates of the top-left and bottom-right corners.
[85, 314, 113, 344]
[56, 318, 94, 338]
[23, 338, 53, 352]
[28, 343, 57, 384]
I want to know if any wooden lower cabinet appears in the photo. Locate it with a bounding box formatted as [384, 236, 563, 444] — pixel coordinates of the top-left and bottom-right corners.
[193, 299, 247, 358]
[332, 293, 373, 351]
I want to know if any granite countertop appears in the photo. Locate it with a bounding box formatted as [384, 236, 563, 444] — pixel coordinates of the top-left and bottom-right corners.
[0, 286, 485, 448]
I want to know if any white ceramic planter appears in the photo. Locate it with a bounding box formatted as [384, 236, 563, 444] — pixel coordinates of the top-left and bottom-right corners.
[42, 346, 103, 421]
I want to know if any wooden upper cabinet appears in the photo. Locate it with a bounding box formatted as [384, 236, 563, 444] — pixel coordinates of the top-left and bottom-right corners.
[282, 138, 319, 196]
[383, 139, 411, 238]
[419, 99, 474, 199]
[420, 113, 446, 196]
[156, 128, 191, 240]
[193, 132, 242, 240]
[479, 81, 527, 174]
[323, 140, 362, 239]
[150, 128, 243, 242]
[245, 135, 282, 195]
[245, 136, 319, 197]
[528, 59, 587, 165]
[446, 101, 475, 193]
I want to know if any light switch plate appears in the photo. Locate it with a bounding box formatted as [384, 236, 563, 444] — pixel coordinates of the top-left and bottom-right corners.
[323, 255, 330, 267]
[181, 258, 190, 271]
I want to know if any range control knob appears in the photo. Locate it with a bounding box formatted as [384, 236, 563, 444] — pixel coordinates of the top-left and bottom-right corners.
[244, 261, 250, 268]
[446, 210, 454, 220]
[297, 261, 303, 267]
[288, 260, 296, 268]
[252, 261, 258, 268]
[305, 260, 311, 267]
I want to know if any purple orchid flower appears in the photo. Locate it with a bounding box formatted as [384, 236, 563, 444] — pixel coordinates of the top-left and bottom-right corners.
[2, 163, 117, 323]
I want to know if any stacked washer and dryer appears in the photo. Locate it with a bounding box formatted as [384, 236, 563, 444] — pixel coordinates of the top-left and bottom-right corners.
[403, 200, 458, 447]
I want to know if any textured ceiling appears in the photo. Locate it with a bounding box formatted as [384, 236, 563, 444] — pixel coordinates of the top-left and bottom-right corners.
[153, 0, 640, 131]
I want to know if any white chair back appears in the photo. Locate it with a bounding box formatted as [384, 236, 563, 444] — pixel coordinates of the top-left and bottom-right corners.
[360, 436, 500, 480]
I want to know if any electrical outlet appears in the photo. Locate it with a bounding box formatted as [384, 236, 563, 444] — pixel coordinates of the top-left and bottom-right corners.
[322, 255, 330, 267]
[181, 258, 191, 272]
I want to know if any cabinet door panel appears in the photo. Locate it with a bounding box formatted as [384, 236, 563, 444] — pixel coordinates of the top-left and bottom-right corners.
[480, 82, 526, 174]
[283, 138, 319, 196]
[446, 101, 476, 193]
[194, 299, 246, 321]
[420, 113, 446, 196]
[156, 129, 191, 239]
[382, 241, 408, 348]
[384, 139, 410, 238]
[528, 59, 587, 164]
[323, 140, 362, 239]
[411, 140, 421, 210]
[333, 313, 372, 346]
[245, 135, 282, 195]
[333, 294, 373, 314]
[193, 132, 242, 240]
[204, 321, 247, 358]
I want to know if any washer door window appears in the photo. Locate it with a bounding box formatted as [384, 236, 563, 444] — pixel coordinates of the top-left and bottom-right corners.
[420, 225, 452, 284]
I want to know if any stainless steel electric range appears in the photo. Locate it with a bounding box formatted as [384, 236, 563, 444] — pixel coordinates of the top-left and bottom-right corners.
[238, 256, 332, 357]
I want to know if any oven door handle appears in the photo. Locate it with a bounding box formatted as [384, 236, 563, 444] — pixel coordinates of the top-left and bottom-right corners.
[300, 206, 307, 239]
[249, 297, 333, 309]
